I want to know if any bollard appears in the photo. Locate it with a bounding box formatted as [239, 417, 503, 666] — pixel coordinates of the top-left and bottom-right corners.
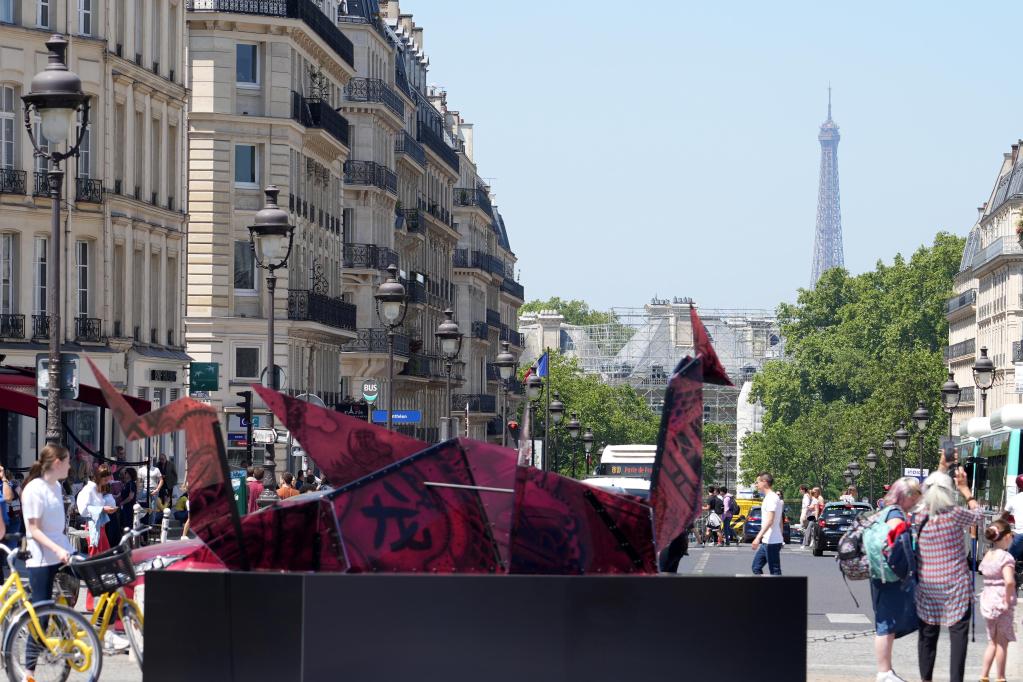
[133, 503, 144, 530]
[160, 507, 171, 543]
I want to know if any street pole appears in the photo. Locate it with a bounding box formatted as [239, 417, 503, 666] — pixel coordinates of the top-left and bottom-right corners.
[387, 329, 395, 431]
[981, 389, 987, 418]
[444, 360, 452, 440]
[530, 401, 537, 469]
[501, 381, 508, 448]
[543, 348, 550, 472]
[918, 434, 923, 479]
[45, 166, 63, 444]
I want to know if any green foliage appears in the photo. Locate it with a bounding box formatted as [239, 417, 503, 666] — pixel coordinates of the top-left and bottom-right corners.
[519, 297, 616, 326]
[702, 422, 730, 488]
[517, 352, 659, 478]
[740, 232, 965, 499]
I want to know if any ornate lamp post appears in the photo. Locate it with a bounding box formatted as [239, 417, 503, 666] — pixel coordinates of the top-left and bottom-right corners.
[843, 469, 853, 487]
[973, 346, 995, 418]
[22, 35, 91, 444]
[912, 401, 930, 476]
[894, 421, 910, 480]
[565, 412, 581, 478]
[940, 370, 961, 439]
[582, 428, 594, 474]
[435, 309, 463, 440]
[881, 435, 895, 483]
[374, 265, 407, 431]
[525, 370, 543, 467]
[494, 341, 517, 447]
[248, 186, 295, 501]
[548, 391, 565, 472]
[848, 459, 861, 497]
[865, 448, 877, 506]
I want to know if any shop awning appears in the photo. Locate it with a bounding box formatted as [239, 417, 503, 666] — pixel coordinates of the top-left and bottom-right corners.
[0, 369, 150, 415]
[0, 384, 38, 418]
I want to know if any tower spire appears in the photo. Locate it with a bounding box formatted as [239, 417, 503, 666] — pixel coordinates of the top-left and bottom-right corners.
[811, 88, 844, 286]
[827, 83, 832, 120]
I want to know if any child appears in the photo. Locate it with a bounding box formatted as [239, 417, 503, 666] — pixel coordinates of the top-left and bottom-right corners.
[979, 519, 1016, 682]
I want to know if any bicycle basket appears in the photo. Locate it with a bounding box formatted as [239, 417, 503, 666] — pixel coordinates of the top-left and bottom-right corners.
[72, 543, 136, 596]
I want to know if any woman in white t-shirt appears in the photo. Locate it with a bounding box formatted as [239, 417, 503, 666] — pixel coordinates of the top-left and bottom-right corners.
[21, 444, 74, 674]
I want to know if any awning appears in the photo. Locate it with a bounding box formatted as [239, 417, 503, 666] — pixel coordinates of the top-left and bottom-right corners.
[0, 370, 150, 415]
[0, 385, 38, 418]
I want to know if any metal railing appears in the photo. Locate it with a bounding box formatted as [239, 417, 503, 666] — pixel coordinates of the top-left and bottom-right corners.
[500, 325, 524, 347]
[185, 0, 354, 68]
[425, 202, 451, 226]
[75, 177, 103, 203]
[454, 187, 494, 217]
[452, 393, 496, 413]
[0, 169, 26, 195]
[399, 209, 426, 235]
[395, 131, 426, 167]
[945, 289, 977, 315]
[501, 278, 525, 300]
[344, 78, 404, 118]
[342, 243, 398, 271]
[287, 289, 357, 331]
[344, 329, 410, 357]
[343, 160, 397, 195]
[33, 172, 48, 196]
[74, 317, 103, 342]
[943, 338, 976, 361]
[486, 363, 501, 382]
[0, 314, 24, 339]
[32, 314, 49, 339]
[416, 123, 459, 173]
[399, 353, 432, 378]
[291, 91, 350, 148]
[486, 308, 501, 328]
[471, 321, 489, 340]
[405, 280, 427, 304]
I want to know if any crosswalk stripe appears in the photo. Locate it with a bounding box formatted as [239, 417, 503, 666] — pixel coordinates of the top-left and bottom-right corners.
[825, 613, 870, 624]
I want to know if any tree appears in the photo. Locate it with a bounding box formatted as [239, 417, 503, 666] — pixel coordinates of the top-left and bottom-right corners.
[702, 421, 729, 488]
[519, 297, 616, 326]
[739, 232, 965, 498]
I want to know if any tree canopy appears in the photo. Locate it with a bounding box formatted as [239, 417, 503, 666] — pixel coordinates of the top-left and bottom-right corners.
[739, 232, 965, 499]
[519, 297, 616, 327]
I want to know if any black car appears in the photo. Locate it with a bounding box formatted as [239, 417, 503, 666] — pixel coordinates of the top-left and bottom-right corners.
[741, 506, 792, 544]
[811, 502, 871, 556]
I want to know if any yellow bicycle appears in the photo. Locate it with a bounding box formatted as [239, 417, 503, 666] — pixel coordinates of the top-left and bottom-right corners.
[0, 535, 102, 682]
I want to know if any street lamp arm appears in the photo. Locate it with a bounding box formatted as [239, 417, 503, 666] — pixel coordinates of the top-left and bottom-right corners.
[23, 100, 90, 163]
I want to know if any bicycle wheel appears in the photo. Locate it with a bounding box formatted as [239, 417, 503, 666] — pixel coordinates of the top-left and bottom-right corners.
[3, 603, 102, 682]
[121, 600, 143, 668]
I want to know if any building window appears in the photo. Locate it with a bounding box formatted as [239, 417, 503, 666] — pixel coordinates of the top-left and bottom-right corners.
[78, 0, 91, 35]
[75, 240, 89, 317]
[234, 144, 257, 187]
[235, 44, 258, 86]
[37, 0, 48, 28]
[235, 347, 260, 379]
[0, 86, 13, 170]
[33, 237, 46, 315]
[0, 234, 13, 314]
[76, 111, 90, 178]
[0, 0, 11, 25]
[233, 240, 255, 292]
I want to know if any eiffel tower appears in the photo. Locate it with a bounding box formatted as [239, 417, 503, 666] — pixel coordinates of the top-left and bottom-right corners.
[810, 87, 844, 286]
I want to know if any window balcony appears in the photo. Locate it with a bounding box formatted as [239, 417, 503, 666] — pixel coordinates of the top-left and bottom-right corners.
[471, 321, 489, 341]
[0, 314, 25, 339]
[399, 353, 432, 379]
[404, 280, 427, 305]
[486, 308, 501, 328]
[0, 169, 26, 195]
[452, 393, 496, 413]
[454, 187, 494, 218]
[943, 338, 976, 362]
[501, 278, 525, 301]
[343, 160, 397, 195]
[342, 243, 398, 271]
[500, 325, 524, 348]
[398, 208, 426, 236]
[185, 0, 355, 68]
[75, 178, 103, 203]
[33, 172, 49, 197]
[486, 363, 501, 382]
[394, 131, 426, 167]
[287, 289, 357, 331]
[945, 289, 977, 315]
[344, 78, 404, 119]
[32, 315, 49, 339]
[291, 91, 350, 149]
[415, 123, 459, 173]
[343, 329, 410, 357]
[75, 317, 103, 343]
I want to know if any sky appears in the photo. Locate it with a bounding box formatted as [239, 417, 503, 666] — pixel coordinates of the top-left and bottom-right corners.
[405, 1, 1023, 312]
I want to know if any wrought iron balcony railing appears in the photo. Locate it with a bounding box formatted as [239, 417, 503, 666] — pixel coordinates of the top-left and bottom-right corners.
[945, 289, 977, 315]
[288, 289, 357, 331]
[75, 178, 103, 203]
[416, 123, 459, 173]
[291, 91, 350, 148]
[0, 314, 25, 339]
[399, 353, 432, 379]
[425, 203, 451, 226]
[471, 321, 489, 340]
[501, 278, 524, 300]
[399, 209, 426, 235]
[486, 308, 501, 328]
[452, 393, 496, 413]
[405, 280, 427, 305]
[32, 314, 49, 339]
[486, 363, 501, 382]
[943, 338, 976, 361]
[0, 169, 26, 195]
[342, 243, 398, 271]
[75, 317, 103, 342]
[344, 78, 404, 119]
[500, 325, 524, 348]
[394, 131, 426, 167]
[33, 172, 48, 197]
[344, 329, 410, 357]
[454, 187, 494, 218]
[185, 0, 354, 68]
[959, 386, 975, 404]
[343, 160, 397, 195]
[1015, 340, 1023, 364]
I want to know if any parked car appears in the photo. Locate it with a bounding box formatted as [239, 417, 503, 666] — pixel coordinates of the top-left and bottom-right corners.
[812, 502, 872, 556]
[740, 506, 792, 544]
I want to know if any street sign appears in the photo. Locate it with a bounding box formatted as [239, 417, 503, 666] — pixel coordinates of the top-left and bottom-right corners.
[190, 362, 219, 392]
[228, 415, 262, 431]
[362, 380, 379, 403]
[227, 432, 248, 447]
[36, 353, 79, 400]
[230, 469, 247, 515]
[260, 365, 287, 390]
[903, 467, 930, 480]
[252, 428, 277, 444]
[372, 409, 422, 424]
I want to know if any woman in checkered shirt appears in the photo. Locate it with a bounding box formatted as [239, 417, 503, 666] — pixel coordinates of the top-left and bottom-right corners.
[915, 457, 982, 682]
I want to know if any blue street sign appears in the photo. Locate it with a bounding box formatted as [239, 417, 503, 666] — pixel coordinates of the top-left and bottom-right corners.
[372, 410, 422, 424]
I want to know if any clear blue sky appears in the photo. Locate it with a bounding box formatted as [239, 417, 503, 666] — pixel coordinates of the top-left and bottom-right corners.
[408, 1, 1019, 312]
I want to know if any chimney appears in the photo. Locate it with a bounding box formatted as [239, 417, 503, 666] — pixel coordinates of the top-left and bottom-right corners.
[413, 27, 424, 51]
[1013, 143, 1019, 164]
[461, 122, 474, 161]
[379, 1, 399, 20]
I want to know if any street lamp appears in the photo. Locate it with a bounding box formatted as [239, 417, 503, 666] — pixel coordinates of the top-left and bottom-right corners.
[913, 401, 930, 476]
[525, 369, 543, 467]
[565, 412, 581, 478]
[973, 346, 995, 418]
[848, 459, 861, 497]
[435, 309, 463, 441]
[549, 391, 565, 471]
[894, 420, 910, 479]
[941, 370, 961, 440]
[843, 469, 853, 487]
[22, 35, 91, 444]
[582, 427, 594, 474]
[865, 448, 877, 505]
[375, 265, 407, 431]
[494, 341, 517, 447]
[882, 435, 895, 483]
[247, 186, 295, 500]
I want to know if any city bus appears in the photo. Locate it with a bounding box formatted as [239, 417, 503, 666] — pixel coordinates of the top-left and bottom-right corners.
[958, 405, 1023, 510]
[594, 444, 656, 480]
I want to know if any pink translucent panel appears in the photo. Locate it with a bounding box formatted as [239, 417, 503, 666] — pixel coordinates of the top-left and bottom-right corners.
[239, 495, 348, 572]
[458, 439, 517, 570]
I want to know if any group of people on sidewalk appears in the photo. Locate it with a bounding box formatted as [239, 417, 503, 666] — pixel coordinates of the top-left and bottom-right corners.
[702, 485, 738, 545]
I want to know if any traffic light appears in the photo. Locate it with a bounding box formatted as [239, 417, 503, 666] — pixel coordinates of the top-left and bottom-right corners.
[236, 390, 253, 420]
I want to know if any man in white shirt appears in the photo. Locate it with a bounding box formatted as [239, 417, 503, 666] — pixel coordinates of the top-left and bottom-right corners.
[751, 471, 783, 575]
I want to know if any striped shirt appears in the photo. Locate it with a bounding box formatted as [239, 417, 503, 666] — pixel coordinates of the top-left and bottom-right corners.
[915, 505, 982, 625]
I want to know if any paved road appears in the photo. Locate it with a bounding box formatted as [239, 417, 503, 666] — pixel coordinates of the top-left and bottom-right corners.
[678, 541, 1015, 681]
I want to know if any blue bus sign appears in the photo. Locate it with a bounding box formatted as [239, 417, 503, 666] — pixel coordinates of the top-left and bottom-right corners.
[372, 410, 422, 424]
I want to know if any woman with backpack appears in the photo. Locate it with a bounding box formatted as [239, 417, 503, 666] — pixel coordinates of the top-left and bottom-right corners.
[869, 476, 922, 682]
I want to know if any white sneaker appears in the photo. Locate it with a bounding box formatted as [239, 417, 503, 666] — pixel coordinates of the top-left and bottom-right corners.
[875, 671, 907, 682]
[103, 631, 130, 653]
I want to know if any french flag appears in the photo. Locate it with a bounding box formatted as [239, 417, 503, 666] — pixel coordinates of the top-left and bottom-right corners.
[523, 351, 548, 381]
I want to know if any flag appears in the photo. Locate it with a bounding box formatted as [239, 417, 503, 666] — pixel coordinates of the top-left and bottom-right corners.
[536, 351, 549, 378]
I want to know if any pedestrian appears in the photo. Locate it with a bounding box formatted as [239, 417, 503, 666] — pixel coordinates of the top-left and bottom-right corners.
[839, 487, 856, 504]
[137, 457, 164, 522]
[799, 484, 812, 549]
[304, 474, 317, 492]
[703, 486, 723, 545]
[246, 467, 265, 513]
[277, 473, 299, 499]
[1002, 474, 1023, 560]
[21, 444, 72, 677]
[119, 467, 137, 531]
[978, 519, 1016, 682]
[915, 453, 982, 682]
[721, 487, 737, 546]
[869, 477, 922, 682]
[751, 472, 783, 575]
